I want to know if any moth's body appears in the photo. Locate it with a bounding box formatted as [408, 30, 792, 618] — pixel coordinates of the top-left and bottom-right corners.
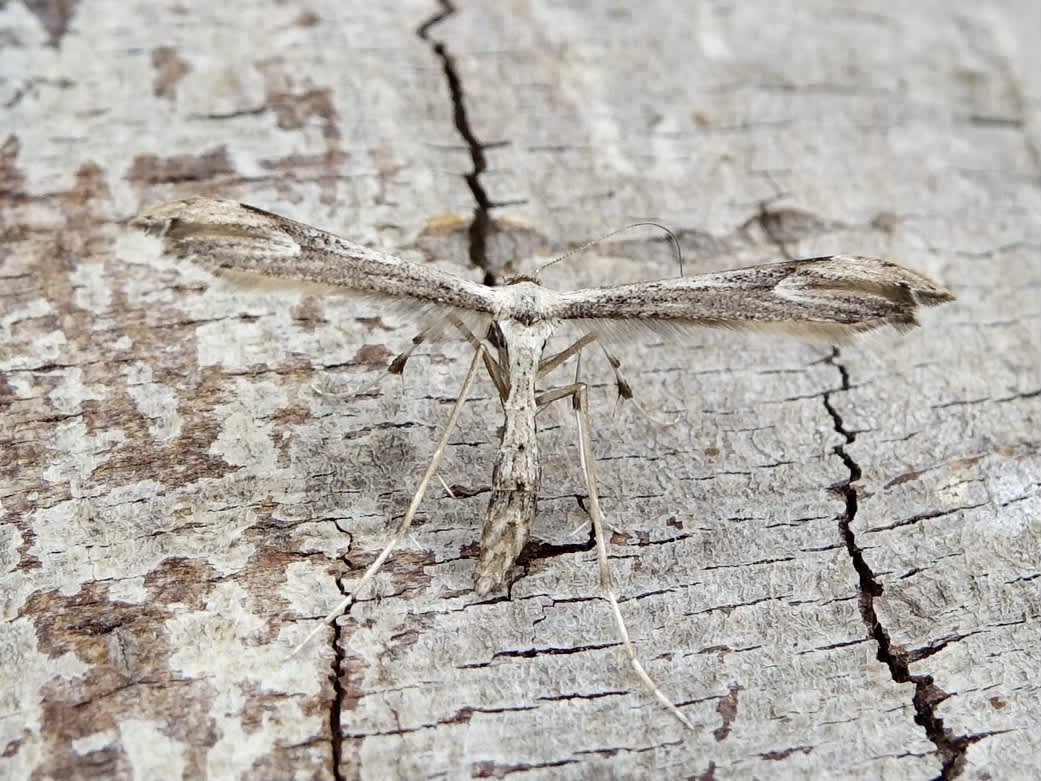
[476, 315, 555, 594]
[131, 195, 954, 727]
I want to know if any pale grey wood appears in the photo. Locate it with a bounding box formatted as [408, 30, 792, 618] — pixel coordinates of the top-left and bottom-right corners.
[1, 2, 1037, 781]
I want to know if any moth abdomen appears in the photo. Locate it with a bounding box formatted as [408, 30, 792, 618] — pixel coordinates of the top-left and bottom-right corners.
[474, 487, 538, 595]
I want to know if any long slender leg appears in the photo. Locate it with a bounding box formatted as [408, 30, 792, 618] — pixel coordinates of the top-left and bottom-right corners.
[311, 324, 435, 401]
[597, 344, 681, 426]
[447, 314, 506, 399]
[598, 344, 633, 409]
[387, 327, 432, 375]
[289, 345, 488, 658]
[534, 383, 695, 730]
[538, 333, 596, 377]
[533, 384, 582, 408]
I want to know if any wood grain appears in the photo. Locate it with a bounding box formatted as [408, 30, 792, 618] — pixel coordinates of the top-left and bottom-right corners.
[2, 1, 1038, 779]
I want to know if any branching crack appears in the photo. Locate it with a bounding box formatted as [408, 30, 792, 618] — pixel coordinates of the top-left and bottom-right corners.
[418, 0, 497, 286]
[323, 511, 354, 780]
[823, 348, 977, 779]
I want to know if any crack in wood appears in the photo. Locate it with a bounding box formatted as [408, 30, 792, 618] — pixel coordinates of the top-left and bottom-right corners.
[341, 704, 538, 740]
[536, 689, 626, 703]
[418, 0, 498, 287]
[324, 513, 355, 781]
[864, 502, 989, 533]
[823, 348, 980, 779]
[329, 613, 347, 781]
[322, 5, 524, 772]
[472, 757, 580, 778]
[490, 640, 619, 660]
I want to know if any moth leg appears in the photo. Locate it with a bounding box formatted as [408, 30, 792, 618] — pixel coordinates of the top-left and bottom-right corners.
[447, 314, 507, 400]
[597, 344, 682, 427]
[539, 337, 675, 424]
[387, 327, 432, 375]
[389, 315, 505, 399]
[537, 333, 597, 377]
[309, 324, 434, 401]
[312, 324, 433, 401]
[534, 384, 582, 408]
[288, 344, 487, 658]
[534, 382, 696, 731]
[598, 344, 633, 413]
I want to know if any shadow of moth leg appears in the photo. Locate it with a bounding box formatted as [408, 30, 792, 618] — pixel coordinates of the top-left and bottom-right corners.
[311, 324, 436, 401]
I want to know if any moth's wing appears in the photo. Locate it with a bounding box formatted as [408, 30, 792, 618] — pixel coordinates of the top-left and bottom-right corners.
[131, 196, 498, 333]
[548, 255, 954, 344]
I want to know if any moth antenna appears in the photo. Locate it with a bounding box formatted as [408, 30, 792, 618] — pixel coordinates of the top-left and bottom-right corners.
[534, 221, 685, 280]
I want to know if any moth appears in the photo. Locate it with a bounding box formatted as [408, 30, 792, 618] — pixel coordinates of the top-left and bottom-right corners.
[132, 196, 953, 728]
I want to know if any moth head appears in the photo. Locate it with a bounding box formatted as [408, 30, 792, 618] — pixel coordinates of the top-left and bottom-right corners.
[503, 273, 540, 286]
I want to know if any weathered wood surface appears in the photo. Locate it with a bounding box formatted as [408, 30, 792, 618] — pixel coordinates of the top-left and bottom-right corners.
[2, 1, 1039, 779]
